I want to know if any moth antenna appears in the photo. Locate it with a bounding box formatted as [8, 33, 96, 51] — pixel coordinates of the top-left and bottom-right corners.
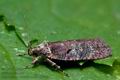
[28, 39, 38, 55]
[28, 41, 32, 49]
[28, 41, 32, 55]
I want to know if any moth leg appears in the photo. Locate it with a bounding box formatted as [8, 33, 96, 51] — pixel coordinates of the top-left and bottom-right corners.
[32, 56, 41, 64]
[79, 60, 94, 67]
[45, 58, 69, 77]
[16, 53, 27, 56]
[24, 56, 41, 69]
[24, 63, 34, 69]
[46, 58, 61, 70]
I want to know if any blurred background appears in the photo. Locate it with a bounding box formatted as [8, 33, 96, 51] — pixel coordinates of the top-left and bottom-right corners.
[0, 0, 120, 80]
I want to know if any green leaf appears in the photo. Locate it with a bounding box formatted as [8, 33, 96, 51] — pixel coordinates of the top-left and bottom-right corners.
[0, 0, 120, 80]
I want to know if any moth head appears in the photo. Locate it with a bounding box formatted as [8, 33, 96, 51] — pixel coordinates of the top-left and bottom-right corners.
[28, 47, 40, 56]
[27, 40, 39, 56]
[28, 42, 51, 57]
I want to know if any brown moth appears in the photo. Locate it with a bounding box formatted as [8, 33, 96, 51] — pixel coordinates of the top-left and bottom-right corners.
[27, 38, 111, 72]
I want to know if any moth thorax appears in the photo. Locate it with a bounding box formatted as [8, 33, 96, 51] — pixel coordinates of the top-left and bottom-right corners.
[38, 43, 51, 54]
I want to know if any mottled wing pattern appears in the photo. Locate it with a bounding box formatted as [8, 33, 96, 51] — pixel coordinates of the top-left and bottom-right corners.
[47, 39, 111, 61]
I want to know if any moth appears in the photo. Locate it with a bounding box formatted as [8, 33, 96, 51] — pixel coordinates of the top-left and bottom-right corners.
[23, 38, 111, 72]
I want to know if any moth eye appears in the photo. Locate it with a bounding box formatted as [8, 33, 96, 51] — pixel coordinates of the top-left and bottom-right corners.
[32, 51, 39, 56]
